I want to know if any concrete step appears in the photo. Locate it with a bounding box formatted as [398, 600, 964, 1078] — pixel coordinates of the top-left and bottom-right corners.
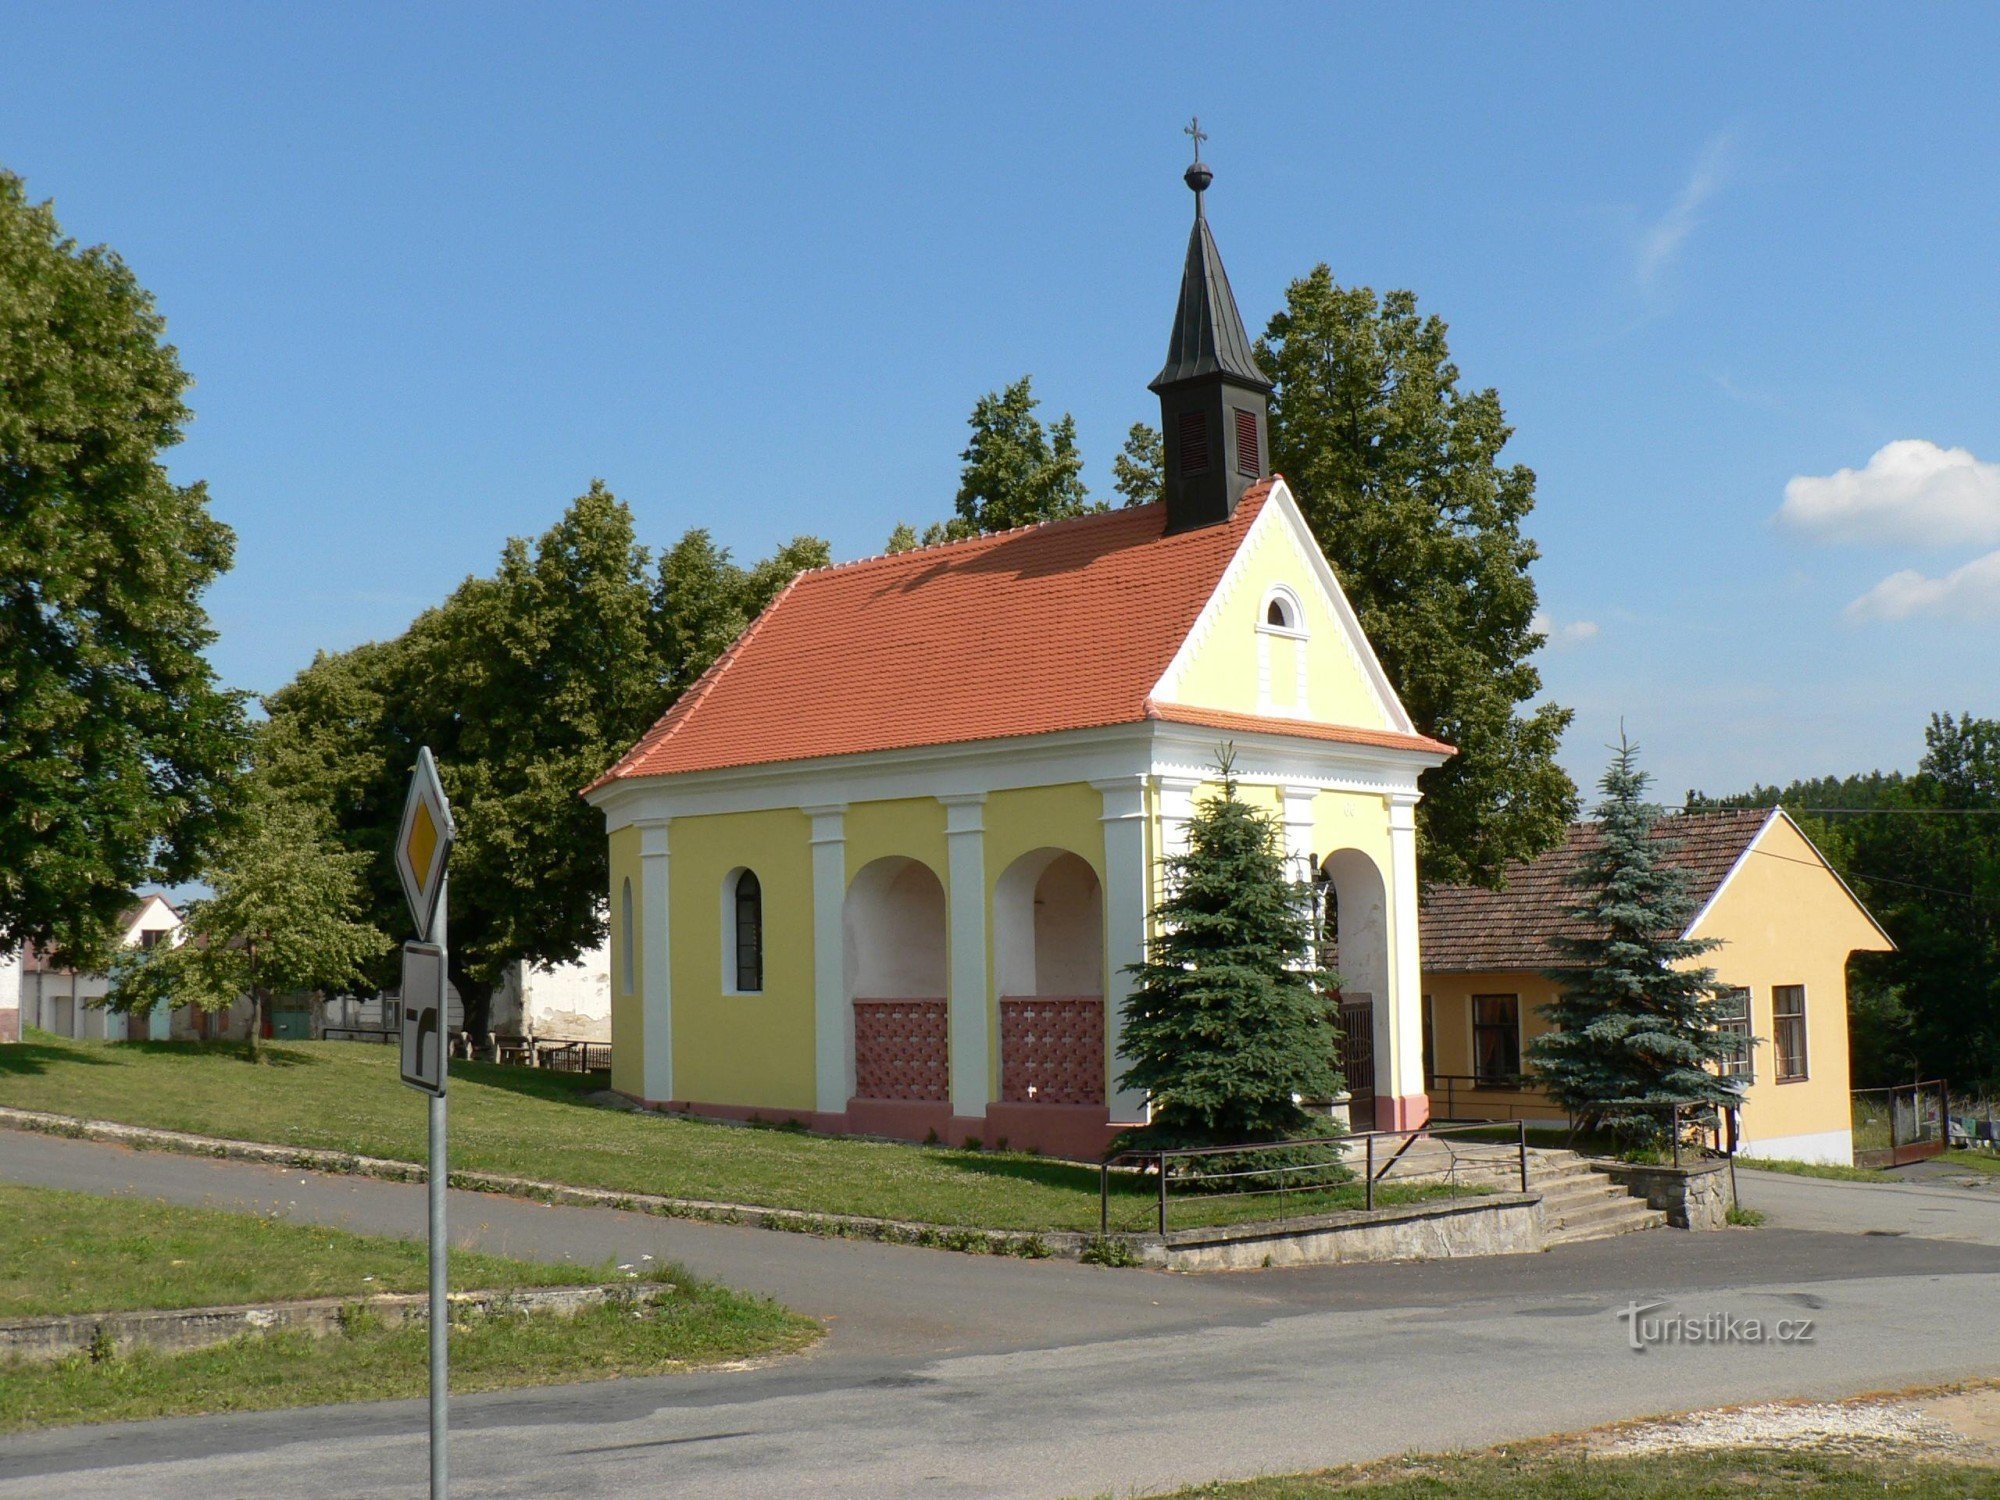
[1546, 1201, 1670, 1244]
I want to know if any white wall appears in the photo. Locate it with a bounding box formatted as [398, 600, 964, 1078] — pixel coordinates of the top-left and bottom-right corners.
[845, 858, 948, 999]
[491, 940, 612, 1041]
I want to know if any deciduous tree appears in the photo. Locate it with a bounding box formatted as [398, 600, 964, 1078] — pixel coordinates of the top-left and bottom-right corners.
[106, 778, 385, 1059]
[1259, 269, 1575, 886]
[0, 171, 249, 963]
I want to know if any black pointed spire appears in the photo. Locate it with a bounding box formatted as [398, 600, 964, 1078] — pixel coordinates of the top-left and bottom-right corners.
[1150, 124, 1272, 534]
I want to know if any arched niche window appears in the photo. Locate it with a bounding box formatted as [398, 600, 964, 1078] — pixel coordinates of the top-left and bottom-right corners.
[728, 869, 764, 994]
[620, 878, 635, 995]
[1261, 586, 1304, 635]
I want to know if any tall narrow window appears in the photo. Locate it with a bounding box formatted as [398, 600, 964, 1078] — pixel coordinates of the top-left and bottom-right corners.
[620, 879, 634, 995]
[1177, 411, 1210, 474]
[733, 870, 764, 994]
[1472, 994, 1521, 1085]
[1420, 994, 1436, 1090]
[1773, 984, 1807, 1081]
[1233, 407, 1260, 477]
[1715, 986, 1753, 1081]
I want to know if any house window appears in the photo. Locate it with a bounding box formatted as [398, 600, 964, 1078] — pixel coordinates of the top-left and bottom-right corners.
[619, 879, 634, 996]
[731, 870, 764, 994]
[1715, 986, 1753, 1081]
[139, 930, 163, 951]
[1773, 984, 1808, 1082]
[1472, 995, 1521, 1085]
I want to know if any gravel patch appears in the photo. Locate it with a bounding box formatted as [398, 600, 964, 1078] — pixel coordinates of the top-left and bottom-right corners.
[1595, 1396, 1981, 1459]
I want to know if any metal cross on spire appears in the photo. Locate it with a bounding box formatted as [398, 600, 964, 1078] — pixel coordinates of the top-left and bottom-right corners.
[1184, 116, 1207, 163]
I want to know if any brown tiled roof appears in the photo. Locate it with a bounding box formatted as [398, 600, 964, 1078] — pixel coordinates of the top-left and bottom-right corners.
[1419, 808, 1773, 973]
[591, 485, 1280, 786]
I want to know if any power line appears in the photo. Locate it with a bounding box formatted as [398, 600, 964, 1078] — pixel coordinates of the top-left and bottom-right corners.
[1745, 845, 1984, 903]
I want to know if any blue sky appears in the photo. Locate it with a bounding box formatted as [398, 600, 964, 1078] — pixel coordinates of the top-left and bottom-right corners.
[7, 3, 1996, 798]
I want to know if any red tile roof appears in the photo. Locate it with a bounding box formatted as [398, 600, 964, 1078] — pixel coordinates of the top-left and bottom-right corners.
[1419, 808, 1773, 972]
[597, 486, 1310, 785]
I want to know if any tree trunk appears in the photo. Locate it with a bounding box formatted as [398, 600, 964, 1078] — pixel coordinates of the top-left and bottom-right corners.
[446, 953, 493, 1060]
[245, 942, 263, 1062]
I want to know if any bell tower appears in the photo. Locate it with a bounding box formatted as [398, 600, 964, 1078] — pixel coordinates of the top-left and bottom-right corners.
[1149, 121, 1274, 534]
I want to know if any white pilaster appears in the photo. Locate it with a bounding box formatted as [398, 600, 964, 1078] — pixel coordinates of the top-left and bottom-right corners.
[1280, 785, 1318, 885]
[1094, 777, 1151, 1123]
[804, 803, 849, 1112]
[940, 794, 989, 1118]
[637, 819, 674, 1103]
[1158, 775, 1202, 864]
[1384, 793, 1427, 1111]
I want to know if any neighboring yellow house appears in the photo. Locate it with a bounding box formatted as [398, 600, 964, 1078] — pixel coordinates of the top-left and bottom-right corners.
[1420, 807, 1895, 1166]
[582, 156, 1452, 1156]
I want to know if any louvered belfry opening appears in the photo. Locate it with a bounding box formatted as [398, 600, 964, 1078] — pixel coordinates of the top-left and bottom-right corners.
[1150, 146, 1273, 534]
[1233, 406, 1261, 478]
[1178, 411, 1211, 475]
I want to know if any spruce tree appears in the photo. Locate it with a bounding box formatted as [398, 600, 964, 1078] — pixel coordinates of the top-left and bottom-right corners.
[1117, 755, 1343, 1146]
[1530, 736, 1740, 1146]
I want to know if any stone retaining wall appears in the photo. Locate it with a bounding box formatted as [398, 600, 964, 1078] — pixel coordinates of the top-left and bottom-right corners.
[1592, 1159, 1734, 1230]
[1139, 1193, 1546, 1271]
[0, 1282, 671, 1363]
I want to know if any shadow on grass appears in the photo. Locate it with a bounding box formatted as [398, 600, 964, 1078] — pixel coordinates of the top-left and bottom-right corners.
[111, 1040, 323, 1069]
[445, 1060, 602, 1106]
[0, 1040, 116, 1077]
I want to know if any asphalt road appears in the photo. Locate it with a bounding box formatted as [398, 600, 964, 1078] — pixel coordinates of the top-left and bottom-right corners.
[5, 1133, 2000, 1498]
[1738, 1164, 2000, 1244]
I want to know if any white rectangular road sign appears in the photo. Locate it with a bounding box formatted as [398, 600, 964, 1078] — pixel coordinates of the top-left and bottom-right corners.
[400, 941, 447, 1097]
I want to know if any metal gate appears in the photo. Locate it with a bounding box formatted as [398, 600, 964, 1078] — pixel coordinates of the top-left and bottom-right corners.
[1852, 1080, 1947, 1169]
[1338, 1000, 1375, 1125]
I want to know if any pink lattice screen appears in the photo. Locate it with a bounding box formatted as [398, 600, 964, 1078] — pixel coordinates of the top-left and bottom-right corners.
[852, 1000, 949, 1102]
[999, 997, 1105, 1106]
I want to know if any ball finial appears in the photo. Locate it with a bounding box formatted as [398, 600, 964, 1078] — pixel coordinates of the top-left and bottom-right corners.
[1182, 116, 1212, 196]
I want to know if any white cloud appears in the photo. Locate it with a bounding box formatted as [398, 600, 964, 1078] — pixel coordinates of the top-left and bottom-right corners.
[1845, 549, 2000, 623]
[1533, 610, 1601, 649]
[1781, 439, 2000, 548]
[1636, 134, 1731, 290]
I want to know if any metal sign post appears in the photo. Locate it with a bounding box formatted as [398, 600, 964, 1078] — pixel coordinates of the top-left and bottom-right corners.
[395, 748, 455, 1498]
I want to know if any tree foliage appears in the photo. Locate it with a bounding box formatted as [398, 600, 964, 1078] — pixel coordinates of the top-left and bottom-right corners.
[1259, 268, 1575, 887]
[0, 170, 249, 964]
[888, 376, 1102, 549]
[1117, 755, 1343, 1146]
[1530, 737, 1739, 1143]
[1691, 712, 2000, 1089]
[106, 776, 384, 1058]
[1111, 422, 1163, 508]
[262, 485, 828, 1042]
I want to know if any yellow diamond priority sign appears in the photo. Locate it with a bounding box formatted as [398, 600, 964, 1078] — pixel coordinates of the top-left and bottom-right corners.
[396, 747, 455, 944]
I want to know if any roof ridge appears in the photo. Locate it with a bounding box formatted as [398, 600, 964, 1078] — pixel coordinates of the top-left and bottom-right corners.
[791, 501, 1172, 584]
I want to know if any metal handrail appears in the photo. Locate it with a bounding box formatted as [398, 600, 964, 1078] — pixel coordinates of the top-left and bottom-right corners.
[1097, 1119, 1531, 1237]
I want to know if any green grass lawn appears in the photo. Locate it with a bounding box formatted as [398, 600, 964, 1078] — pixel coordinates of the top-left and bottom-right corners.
[0, 1032, 1470, 1234]
[1141, 1445, 2000, 1497]
[1941, 1148, 2000, 1178]
[1736, 1156, 1894, 1183]
[4, 1282, 814, 1432]
[0, 1181, 615, 1318]
[0, 1180, 817, 1431]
